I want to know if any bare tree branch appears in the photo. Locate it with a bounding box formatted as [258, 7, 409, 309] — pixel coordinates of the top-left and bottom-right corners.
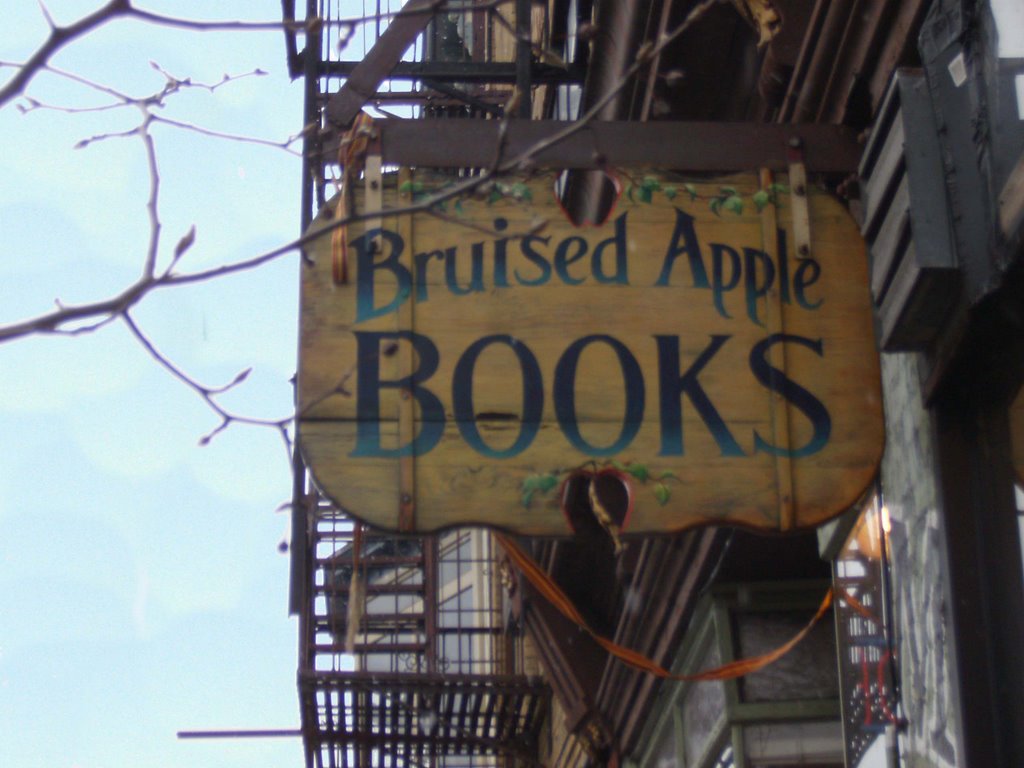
[151, 116, 302, 154]
[0, 0, 516, 110]
[15, 62, 300, 154]
[140, 114, 162, 277]
[0, 0, 130, 109]
[0, 60, 299, 343]
[121, 312, 294, 456]
[1, 0, 720, 341]
[0, 0, 724, 456]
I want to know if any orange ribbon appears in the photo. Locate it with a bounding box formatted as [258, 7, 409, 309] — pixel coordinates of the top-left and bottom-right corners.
[496, 532, 833, 682]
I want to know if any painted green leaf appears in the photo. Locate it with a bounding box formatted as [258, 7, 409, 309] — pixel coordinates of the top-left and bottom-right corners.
[637, 186, 653, 204]
[752, 189, 770, 212]
[454, 199, 465, 216]
[523, 473, 557, 492]
[723, 195, 744, 215]
[641, 176, 661, 192]
[684, 183, 698, 201]
[663, 185, 677, 200]
[656, 470, 679, 481]
[536, 474, 558, 493]
[654, 483, 671, 506]
[487, 187, 503, 205]
[511, 183, 532, 201]
[626, 183, 635, 203]
[521, 472, 559, 507]
[709, 197, 722, 217]
[625, 464, 650, 483]
[398, 180, 414, 195]
[720, 186, 737, 196]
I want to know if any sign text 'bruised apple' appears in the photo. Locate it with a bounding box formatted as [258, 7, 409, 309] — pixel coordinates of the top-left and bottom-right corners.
[349, 210, 830, 461]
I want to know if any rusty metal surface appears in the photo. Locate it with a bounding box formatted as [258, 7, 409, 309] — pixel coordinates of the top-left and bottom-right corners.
[361, 118, 862, 172]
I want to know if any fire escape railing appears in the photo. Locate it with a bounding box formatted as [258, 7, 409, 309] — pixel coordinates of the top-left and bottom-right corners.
[294, 474, 549, 767]
[283, 3, 572, 764]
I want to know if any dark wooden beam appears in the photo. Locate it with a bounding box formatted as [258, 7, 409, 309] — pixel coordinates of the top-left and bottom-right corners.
[610, 529, 728, 753]
[929, 257, 1024, 768]
[936, 399, 1024, 768]
[522, 577, 607, 730]
[360, 119, 861, 172]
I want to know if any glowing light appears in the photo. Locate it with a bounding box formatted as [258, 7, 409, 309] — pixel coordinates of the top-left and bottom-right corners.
[880, 505, 892, 534]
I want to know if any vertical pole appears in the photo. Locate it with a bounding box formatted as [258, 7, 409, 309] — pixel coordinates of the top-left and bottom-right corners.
[760, 167, 795, 530]
[731, 724, 747, 768]
[936, 391, 1024, 767]
[301, 0, 322, 231]
[396, 167, 417, 532]
[425, 535, 439, 674]
[885, 723, 900, 768]
[515, 0, 532, 117]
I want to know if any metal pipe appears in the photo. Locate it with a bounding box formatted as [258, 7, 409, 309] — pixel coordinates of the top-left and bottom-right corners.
[516, 0, 533, 117]
[178, 729, 302, 739]
[299, 1, 318, 228]
[780, 0, 852, 123]
[562, 0, 651, 224]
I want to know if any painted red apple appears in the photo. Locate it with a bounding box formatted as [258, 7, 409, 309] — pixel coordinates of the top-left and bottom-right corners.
[560, 467, 634, 551]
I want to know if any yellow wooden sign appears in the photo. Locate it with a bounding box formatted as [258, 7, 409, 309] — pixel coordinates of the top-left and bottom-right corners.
[298, 170, 883, 536]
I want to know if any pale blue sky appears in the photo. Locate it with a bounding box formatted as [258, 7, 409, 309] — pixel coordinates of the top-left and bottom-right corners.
[1, 2, 321, 765]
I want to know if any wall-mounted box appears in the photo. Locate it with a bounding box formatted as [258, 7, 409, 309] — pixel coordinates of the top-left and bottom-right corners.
[859, 69, 960, 351]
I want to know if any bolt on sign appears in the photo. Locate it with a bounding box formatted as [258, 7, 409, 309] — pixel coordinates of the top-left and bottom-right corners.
[298, 168, 883, 536]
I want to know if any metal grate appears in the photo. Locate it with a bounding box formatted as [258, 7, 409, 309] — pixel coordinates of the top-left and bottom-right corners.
[299, 671, 548, 767]
[282, 0, 585, 228]
[295, 483, 548, 767]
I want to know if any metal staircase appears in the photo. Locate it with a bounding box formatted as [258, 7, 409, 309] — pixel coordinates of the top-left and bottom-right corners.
[293, 478, 549, 767]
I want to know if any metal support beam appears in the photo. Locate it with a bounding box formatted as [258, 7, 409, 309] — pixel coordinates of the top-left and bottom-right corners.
[324, 0, 437, 128]
[515, 0, 532, 117]
[320, 60, 586, 85]
[342, 119, 861, 172]
[420, 79, 504, 115]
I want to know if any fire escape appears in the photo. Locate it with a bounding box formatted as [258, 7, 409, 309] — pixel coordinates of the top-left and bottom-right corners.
[280, 2, 564, 765]
[295, 503, 548, 766]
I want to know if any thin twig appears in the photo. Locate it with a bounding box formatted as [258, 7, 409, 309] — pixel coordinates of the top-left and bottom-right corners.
[0, 0, 130, 108]
[121, 311, 294, 455]
[151, 116, 303, 154]
[0, 0, 514, 109]
[17, 62, 300, 153]
[140, 112, 161, 277]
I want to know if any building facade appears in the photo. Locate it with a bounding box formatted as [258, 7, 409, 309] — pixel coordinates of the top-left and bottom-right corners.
[284, 0, 1024, 765]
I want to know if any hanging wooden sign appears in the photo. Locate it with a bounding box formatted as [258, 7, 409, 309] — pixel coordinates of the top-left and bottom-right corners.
[298, 169, 883, 536]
